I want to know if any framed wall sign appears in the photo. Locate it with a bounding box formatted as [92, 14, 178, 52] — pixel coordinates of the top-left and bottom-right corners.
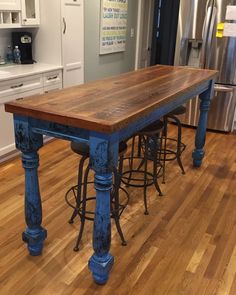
[100, 0, 128, 55]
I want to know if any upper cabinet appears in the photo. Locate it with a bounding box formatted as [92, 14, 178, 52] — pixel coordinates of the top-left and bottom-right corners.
[22, 0, 40, 26]
[0, 0, 40, 28]
[0, 0, 21, 11]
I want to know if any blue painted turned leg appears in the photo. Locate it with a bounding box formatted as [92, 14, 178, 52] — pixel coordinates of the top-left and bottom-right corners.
[14, 115, 47, 256]
[193, 80, 214, 167]
[88, 133, 119, 285]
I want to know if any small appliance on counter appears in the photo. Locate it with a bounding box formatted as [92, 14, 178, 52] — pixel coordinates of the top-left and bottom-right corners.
[12, 32, 34, 64]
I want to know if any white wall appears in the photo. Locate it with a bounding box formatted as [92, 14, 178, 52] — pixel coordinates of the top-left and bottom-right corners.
[84, 0, 138, 82]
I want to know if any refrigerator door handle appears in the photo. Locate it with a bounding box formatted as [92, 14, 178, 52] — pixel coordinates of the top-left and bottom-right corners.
[214, 85, 234, 93]
[205, 6, 217, 68]
[200, 5, 212, 68]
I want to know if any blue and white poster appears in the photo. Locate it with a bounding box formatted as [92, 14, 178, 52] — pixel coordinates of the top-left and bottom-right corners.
[100, 0, 128, 54]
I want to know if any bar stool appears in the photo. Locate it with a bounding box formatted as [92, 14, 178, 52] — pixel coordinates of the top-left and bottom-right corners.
[162, 105, 186, 183]
[122, 120, 164, 215]
[65, 141, 129, 251]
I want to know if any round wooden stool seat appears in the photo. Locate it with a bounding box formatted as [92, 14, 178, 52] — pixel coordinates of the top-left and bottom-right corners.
[138, 120, 164, 136]
[71, 141, 127, 156]
[167, 105, 186, 116]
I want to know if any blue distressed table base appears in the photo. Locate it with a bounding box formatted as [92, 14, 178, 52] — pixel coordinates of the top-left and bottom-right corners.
[192, 149, 205, 167]
[89, 253, 114, 285]
[12, 77, 215, 284]
[22, 227, 47, 256]
[192, 80, 214, 167]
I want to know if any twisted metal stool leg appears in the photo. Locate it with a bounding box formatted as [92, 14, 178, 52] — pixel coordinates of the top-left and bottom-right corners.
[69, 155, 88, 224]
[73, 164, 90, 252]
[162, 117, 168, 184]
[137, 135, 142, 157]
[143, 137, 149, 215]
[112, 159, 127, 246]
[152, 135, 163, 197]
[175, 116, 185, 175]
[126, 136, 136, 187]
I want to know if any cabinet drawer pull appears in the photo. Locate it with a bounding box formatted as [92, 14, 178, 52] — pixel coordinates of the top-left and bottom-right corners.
[47, 76, 58, 81]
[10, 83, 23, 89]
[63, 17, 66, 34]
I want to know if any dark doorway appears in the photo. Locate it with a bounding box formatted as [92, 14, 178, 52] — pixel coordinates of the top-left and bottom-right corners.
[150, 0, 180, 66]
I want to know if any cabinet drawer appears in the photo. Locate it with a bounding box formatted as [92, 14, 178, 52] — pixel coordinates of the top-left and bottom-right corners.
[0, 74, 43, 97]
[44, 83, 62, 93]
[43, 70, 62, 88]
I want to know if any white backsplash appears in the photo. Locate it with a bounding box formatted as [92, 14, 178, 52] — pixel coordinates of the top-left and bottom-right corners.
[0, 30, 12, 61]
[0, 28, 36, 63]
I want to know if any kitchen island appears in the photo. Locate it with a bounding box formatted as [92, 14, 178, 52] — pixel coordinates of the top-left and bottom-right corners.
[5, 65, 218, 284]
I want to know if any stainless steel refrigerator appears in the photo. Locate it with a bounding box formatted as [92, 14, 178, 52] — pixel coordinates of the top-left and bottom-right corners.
[174, 0, 236, 132]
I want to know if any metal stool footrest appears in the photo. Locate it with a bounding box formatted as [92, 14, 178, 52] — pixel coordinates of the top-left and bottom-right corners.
[160, 137, 186, 161]
[65, 183, 129, 221]
[122, 156, 163, 187]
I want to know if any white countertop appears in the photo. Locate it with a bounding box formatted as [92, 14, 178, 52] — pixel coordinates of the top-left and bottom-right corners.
[0, 63, 63, 82]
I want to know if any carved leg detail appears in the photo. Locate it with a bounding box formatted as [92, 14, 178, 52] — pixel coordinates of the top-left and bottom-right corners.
[88, 135, 119, 284]
[22, 152, 47, 256]
[14, 115, 46, 256]
[88, 173, 114, 285]
[193, 81, 214, 167]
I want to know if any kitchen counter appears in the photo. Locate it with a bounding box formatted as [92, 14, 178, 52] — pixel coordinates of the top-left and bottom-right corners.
[0, 63, 63, 161]
[0, 63, 63, 82]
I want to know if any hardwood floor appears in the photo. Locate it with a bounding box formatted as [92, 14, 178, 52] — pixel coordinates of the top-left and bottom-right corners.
[0, 126, 235, 295]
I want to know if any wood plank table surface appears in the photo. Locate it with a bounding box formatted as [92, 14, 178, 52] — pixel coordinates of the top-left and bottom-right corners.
[5, 65, 217, 133]
[5, 65, 218, 285]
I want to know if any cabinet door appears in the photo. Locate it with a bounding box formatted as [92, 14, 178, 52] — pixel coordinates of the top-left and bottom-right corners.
[22, 0, 40, 26]
[0, 93, 18, 157]
[0, 88, 43, 158]
[61, 0, 84, 88]
[0, 0, 21, 11]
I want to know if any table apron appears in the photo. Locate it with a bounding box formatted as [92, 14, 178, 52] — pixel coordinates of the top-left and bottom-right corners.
[30, 118, 89, 145]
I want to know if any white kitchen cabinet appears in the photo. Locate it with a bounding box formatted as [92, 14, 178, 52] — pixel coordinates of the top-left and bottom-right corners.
[0, 0, 40, 28]
[43, 70, 62, 90]
[61, 0, 84, 87]
[0, 0, 21, 11]
[34, 0, 84, 88]
[0, 87, 43, 157]
[0, 69, 62, 160]
[21, 0, 40, 26]
[0, 10, 21, 27]
[0, 74, 43, 97]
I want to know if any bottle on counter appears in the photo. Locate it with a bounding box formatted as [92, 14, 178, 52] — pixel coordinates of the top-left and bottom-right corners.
[13, 46, 21, 64]
[6, 45, 13, 64]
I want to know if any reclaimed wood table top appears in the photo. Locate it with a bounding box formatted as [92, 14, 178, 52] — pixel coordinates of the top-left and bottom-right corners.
[5, 65, 218, 133]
